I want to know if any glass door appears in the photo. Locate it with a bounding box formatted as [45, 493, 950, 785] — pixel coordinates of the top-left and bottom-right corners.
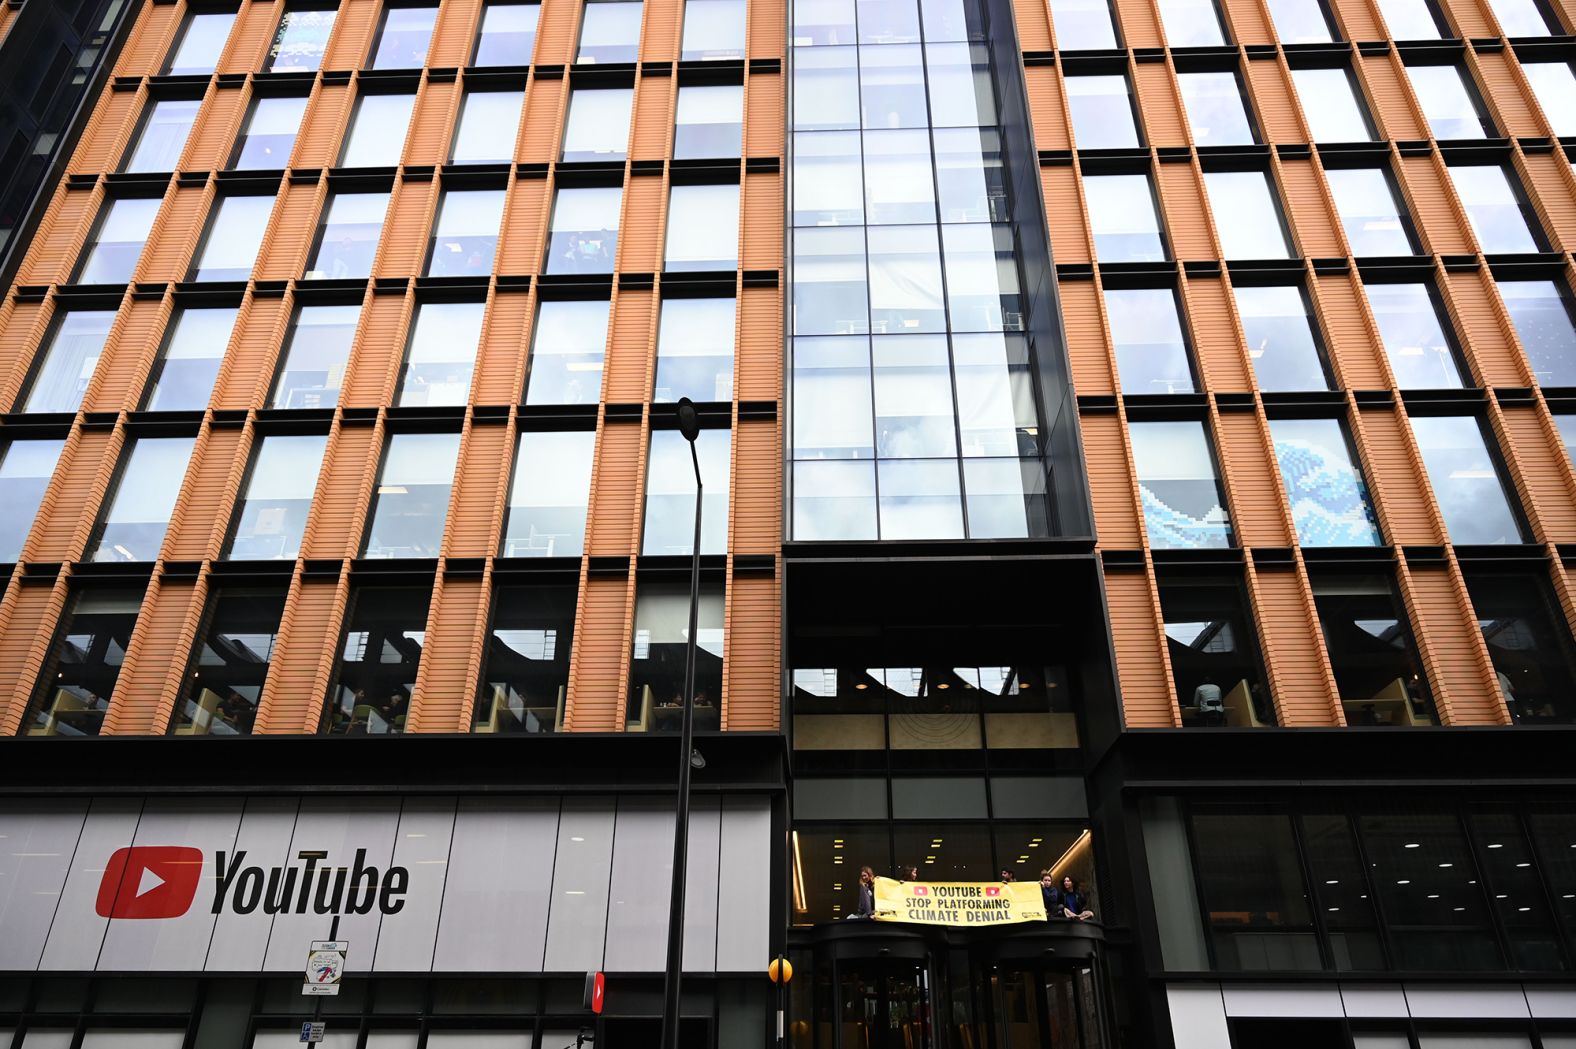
[836, 960, 933, 1049]
[987, 965, 1103, 1049]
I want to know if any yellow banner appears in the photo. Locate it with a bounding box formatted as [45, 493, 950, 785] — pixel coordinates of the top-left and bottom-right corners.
[872, 877, 1047, 926]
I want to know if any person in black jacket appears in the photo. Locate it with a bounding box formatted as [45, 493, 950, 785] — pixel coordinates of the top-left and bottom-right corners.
[855, 865, 876, 919]
[1039, 869, 1060, 917]
[1058, 875, 1095, 921]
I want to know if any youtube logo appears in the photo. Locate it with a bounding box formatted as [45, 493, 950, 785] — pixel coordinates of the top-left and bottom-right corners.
[96, 846, 204, 919]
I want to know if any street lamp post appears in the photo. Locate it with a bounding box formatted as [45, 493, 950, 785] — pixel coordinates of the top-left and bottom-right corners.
[660, 397, 704, 1049]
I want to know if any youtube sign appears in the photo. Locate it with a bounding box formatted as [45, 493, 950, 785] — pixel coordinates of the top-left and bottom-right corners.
[96, 846, 204, 919]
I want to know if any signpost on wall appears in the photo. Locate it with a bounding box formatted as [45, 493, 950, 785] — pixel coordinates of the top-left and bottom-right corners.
[302, 940, 348, 996]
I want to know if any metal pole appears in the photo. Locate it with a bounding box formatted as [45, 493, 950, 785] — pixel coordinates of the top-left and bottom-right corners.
[660, 439, 703, 1049]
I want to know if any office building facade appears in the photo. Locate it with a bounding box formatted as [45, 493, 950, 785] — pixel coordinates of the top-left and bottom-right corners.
[1, 0, 1576, 1046]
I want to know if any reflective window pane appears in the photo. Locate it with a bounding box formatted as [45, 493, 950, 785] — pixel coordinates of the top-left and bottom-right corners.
[1190, 812, 1317, 967]
[1409, 414, 1523, 543]
[873, 335, 956, 458]
[861, 45, 929, 128]
[1158, 0, 1226, 45]
[363, 432, 462, 558]
[1311, 577, 1433, 727]
[1487, 0, 1558, 34]
[1066, 75, 1140, 149]
[857, 0, 922, 43]
[325, 587, 431, 735]
[0, 439, 64, 561]
[793, 226, 869, 335]
[225, 433, 326, 559]
[1290, 67, 1375, 142]
[1358, 812, 1501, 970]
[628, 582, 724, 731]
[954, 331, 1036, 456]
[1204, 170, 1291, 259]
[1522, 62, 1576, 136]
[682, 0, 746, 58]
[674, 84, 743, 159]
[793, 131, 864, 225]
[230, 95, 308, 169]
[655, 296, 735, 402]
[1407, 64, 1493, 139]
[92, 437, 194, 562]
[1376, 0, 1444, 38]
[1269, 417, 1381, 547]
[962, 458, 1049, 538]
[452, 90, 524, 163]
[933, 127, 1007, 222]
[265, 7, 337, 73]
[1469, 813, 1563, 968]
[1497, 279, 1576, 386]
[1465, 572, 1576, 723]
[1325, 167, 1417, 256]
[475, 584, 577, 732]
[1300, 813, 1386, 966]
[1365, 282, 1463, 388]
[397, 301, 484, 406]
[642, 428, 731, 554]
[425, 189, 505, 277]
[793, 47, 860, 131]
[1130, 420, 1232, 549]
[1177, 71, 1255, 146]
[942, 223, 1021, 332]
[145, 306, 237, 411]
[23, 310, 115, 413]
[665, 183, 739, 272]
[188, 195, 273, 282]
[792, 459, 877, 539]
[1234, 284, 1329, 392]
[370, 5, 438, 68]
[340, 92, 416, 167]
[544, 186, 621, 274]
[877, 458, 964, 539]
[24, 591, 142, 737]
[175, 589, 287, 736]
[925, 43, 996, 128]
[863, 129, 936, 225]
[1267, 0, 1334, 41]
[577, 0, 643, 63]
[562, 88, 633, 161]
[1448, 165, 1540, 253]
[271, 303, 360, 409]
[77, 197, 159, 284]
[123, 99, 199, 174]
[867, 224, 945, 333]
[164, 12, 236, 75]
[792, 336, 874, 458]
[304, 192, 390, 279]
[1084, 173, 1165, 262]
[502, 431, 596, 557]
[474, 1, 540, 65]
[1049, 0, 1118, 49]
[525, 299, 610, 405]
[1105, 287, 1194, 394]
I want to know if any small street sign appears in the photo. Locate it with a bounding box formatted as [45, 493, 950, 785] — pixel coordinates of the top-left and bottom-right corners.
[300, 1021, 326, 1043]
[302, 940, 348, 997]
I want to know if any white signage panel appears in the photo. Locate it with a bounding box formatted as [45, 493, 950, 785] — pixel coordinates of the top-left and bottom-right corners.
[0, 801, 88, 970]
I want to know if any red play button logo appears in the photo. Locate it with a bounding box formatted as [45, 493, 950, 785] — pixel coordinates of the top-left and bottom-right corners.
[96, 846, 203, 919]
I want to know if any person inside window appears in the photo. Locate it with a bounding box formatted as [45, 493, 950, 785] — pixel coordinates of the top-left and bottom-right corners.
[855, 865, 876, 919]
[1193, 675, 1224, 723]
[1039, 869, 1059, 915]
[1058, 875, 1095, 921]
[1000, 868, 1016, 883]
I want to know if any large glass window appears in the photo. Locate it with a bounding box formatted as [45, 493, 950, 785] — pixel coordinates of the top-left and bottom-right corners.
[872, 334, 956, 458]
[303, 191, 389, 280]
[474, 583, 577, 732]
[144, 306, 237, 411]
[1049, 0, 1118, 49]
[225, 433, 326, 559]
[21, 310, 115, 413]
[793, 460, 877, 540]
[1364, 282, 1464, 388]
[934, 127, 1007, 222]
[1376, 0, 1445, 38]
[76, 197, 159, 284]
[264, 6, 337, 73]
[1325, 167, 1418, 256]
[424, 188, 505, 277]
[793, 48, 860, 131]
[1203, 170, 1292, 260]
[122, 98, 199, 174]
[1289, 67, 1375, 142]
[1269, 417, 1381, 547]
[90, 437, 194, 562]
[1488, 0, 1560, 34]
[1130, 420, 1232, 549]
[1233, 284, 1329, 391]
[793, 132, 863, 225]
[1065, 75, 1140, 149]
[792, 336, 874, 459]
[561, 88, 633, 161]
[1301, 812, 1386, 969]
[324, 587, 430, 735]
[577, 0, 643, 63]
[1312, 575, 1433, 727]
[473, 1, 540, 65]
[1409, 414, 1524, 543]
[1191, 812, 1319, 968]
[501, 430, 596, 556]
[188, 195, 273, 282]
[1105, 287, 1194, 394]
[665, 183, 740, 271]
[23, 591, 141, 737]
[655, 296, 735, 401]
[862, 47, 930, 128]
[163, 11, 236, 75]
[397, 300, 484, 406]
[173, 589, 287, 736]
[866, 225, 944, 332]
[1522, 62, 1576, 136]
[1468, 813, 1563, 969]
[681, 0, 746, 59]
[0, 439, 63, 561]
[1358, 812, 1500, 970]
[229, 94, 308, 169]
[1267, 0, 1334, 42]
[1161, 576, 1271, 726]
[643, 428, 731, 554]
[1450, 164, 1541, 254]
[1497, 279, 1576, 386]
[1465, 571, 1576, 723]
[363, 432, 462, 558]
[627, 581, 724, 732]
[925, 43, 997, 128]
[524, 298, 609, 404]
[793, 226, 869, 335]
[1177, 71, 1256, 147]
[1084, 173, 1165, 262]
[369, 4, 438, 68]
[1158, 0, 1226, 45]
[864, 130, 935, 225]
[452, 90, 524, 164]
[544, 185, 621, 274]
[1407, 63, 1493, 139]
[339, 92, 415, 167]
[944, 223, 1020, 331]
[674, 84, 744, 160]
[270, 303, 360, 409]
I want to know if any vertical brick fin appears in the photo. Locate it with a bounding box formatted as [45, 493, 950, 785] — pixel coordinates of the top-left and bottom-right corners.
[741, 172, 783, 271]
[1356, 408, 1445, 545]
[375, 179, 437, 277]
[1112, 0, 1163, 46]
[1310, 274, 1388, 390]
[1359, 55, 1425, 140]
[749, 0, 786, 57]
[1041, 167, 1091, 264]
[535, 0, 584, 66]
[731, 418, 781, 555]
[1155, 165, 1217, 261]
[293, 83, 353, 169]
[257, 180, 326, 280]
[607, 288, 655, 403]
[1024, 67, 1070, 152]
[405, 79, 458, 167]
[256, 578, 347, 734]
[737, 284, 781, 401]
[303, 424, 379, 559]
[1397, 154, 1471, 255]
[1058, 279, 1113, 395]
[82, 294, 171, 413]
[1471, 51, 1538, 137]
[113, 1, 181, 78]
[343, 291, 412, 408]
[1215, 412, 1293, 547]
[618, 175, 667, 273]
[722, 568, 780, 730]
[1400, 563, 1506, 725]
[103, 580, 205, 736]
[1248, 566, 1343, 726]
[587, 420, 644, 555]
[1328, 0, 1382, 39]
[138, 183, 210, 284]
[165, 426, 247, 561]
[17, 185, 101, 286]
[1082, 412, 1143, 548]
[324, 0, 382, 69]
[1220, 0, 1273, 43]
[519, 79, 568, 164]
[1517, 152, 1576, 252]
[1013, 0, 1053, 50]
[744, 71, 785, 159]
[1495, 405, 1576, 542]
[213, 293, 290, 409]
[1440, 0, 1492, 37]
[1132, 65, 1188, 148]
[1244, 60, 1304, 144]
[1442, 269, 1529, 388]
[429, 0, 485, 67]
[633, 77, 674, 161]
[222, 0, 289, 75]
[0, 300, 50, 411]
[473, 289, 531, 405]
[69, 88, 143, 175]
[642, 0, 682, 61]
[444, 422, 512, 558]
[1278, 161, 1342, 259]
[497, 178, 549, 275]
[1103, 569, 1179, 727]
[565, 572, 634, 731]
[1182, 276, 1252, 393]
[182, 87, 248, 172]
[409, 577, 488, 732]
[0, 582, 69, 735]
[25, 429, 120, 564]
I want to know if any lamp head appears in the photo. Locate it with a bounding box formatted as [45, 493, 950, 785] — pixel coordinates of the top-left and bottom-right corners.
[675, 397, 701, 443]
